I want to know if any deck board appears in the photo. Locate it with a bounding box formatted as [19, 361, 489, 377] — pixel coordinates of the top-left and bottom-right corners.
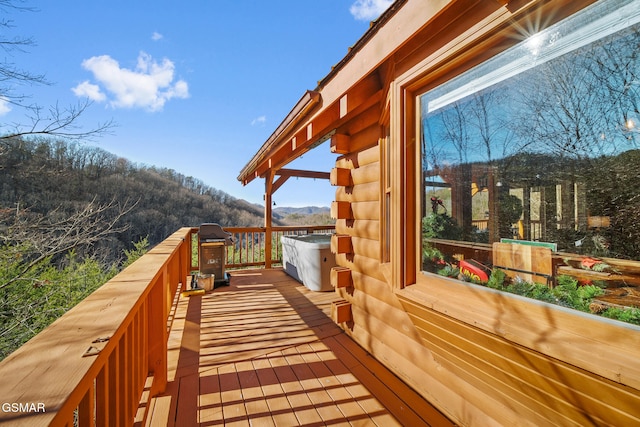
[146, 268, 453, 426]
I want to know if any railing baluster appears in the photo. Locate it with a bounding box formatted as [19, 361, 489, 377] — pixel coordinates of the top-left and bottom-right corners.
[96, 364, 108, 427]
[251, 230, 255, 264]
[127, 323, 134, 424]
[78, 382, 95, 427]
[108, 349, 119, 425]
[118, 336, 126, 426]
[0, 229, 191, 426]
[133, 311, 141, 410]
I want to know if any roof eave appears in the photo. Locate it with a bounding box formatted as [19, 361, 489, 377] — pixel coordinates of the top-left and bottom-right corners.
[237, 0, 407, 184]
[237, 90, 320, 184]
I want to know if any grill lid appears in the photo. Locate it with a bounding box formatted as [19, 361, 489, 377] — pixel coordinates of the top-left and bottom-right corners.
[199, 223, 234, 245]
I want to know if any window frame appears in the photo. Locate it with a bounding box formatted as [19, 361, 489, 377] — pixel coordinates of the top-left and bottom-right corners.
[389, 0, 606, 289]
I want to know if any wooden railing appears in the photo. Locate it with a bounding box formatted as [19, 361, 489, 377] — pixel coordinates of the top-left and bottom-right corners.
[0, 227, 193, 426]
[191, 225, 335, 271]
[0, 224, 334, 426]
[471, 219, 543, 240]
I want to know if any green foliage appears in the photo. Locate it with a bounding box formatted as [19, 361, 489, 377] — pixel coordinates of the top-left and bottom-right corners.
[483, 271, 605, 314]
[422, 213, 462, 240]
[601, 307, 640, 326]
[463, 267, 639, 326]
[512, 279, 536, 296]
[498, 193, 523, 225]
[550, 275, 604, 311]
[590, 262, 610, 272]
[422, 244, 446, 273]
[423, 244, 444, 261]
[122, 236, 150, 269]
[528, 282, 556, 302]
[0, 238, 143, 361]
[497, 193, 523, 238]
[278, 210, 335, 226]
[437, 265, 460, 278]
[488, 275, 555, 304]
[486, 269, 507, 290]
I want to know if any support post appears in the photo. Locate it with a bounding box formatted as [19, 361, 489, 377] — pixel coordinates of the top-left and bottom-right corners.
[264, 170, 275, 269]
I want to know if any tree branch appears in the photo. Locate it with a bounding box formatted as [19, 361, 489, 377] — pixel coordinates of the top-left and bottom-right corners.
[0, 198, 137, 290]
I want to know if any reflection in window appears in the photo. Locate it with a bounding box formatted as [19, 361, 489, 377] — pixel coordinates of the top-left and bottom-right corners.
[420, 0, 640, 270]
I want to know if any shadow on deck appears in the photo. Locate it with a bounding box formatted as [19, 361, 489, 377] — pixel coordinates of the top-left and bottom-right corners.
[145, 268, 453, 426]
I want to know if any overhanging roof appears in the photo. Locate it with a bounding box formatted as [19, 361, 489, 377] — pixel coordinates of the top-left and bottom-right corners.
[237, 0, 407, 185]
[237, 90, 320, 185]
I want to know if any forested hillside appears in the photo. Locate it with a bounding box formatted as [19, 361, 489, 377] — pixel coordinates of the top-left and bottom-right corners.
[1, 137, 273, 261]
[0, 136, 280, 359]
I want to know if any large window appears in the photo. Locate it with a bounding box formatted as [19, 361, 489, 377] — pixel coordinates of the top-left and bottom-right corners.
[420, 1, 640, 274]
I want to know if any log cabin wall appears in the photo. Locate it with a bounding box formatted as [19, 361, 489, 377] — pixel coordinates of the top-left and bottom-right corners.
[328, 105, 460, 422]
[324, 0, 640, 425]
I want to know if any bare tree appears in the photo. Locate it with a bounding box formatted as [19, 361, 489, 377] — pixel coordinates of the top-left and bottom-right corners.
[468, 90, 516, 163]
[0, 0, 113, 141]
[440, 102, 471, 164]
[421, 114, 447, 171]
[0, 198, 136, 290]
[0, 1, 43, 95]
[588, 25, 640, 144]
[512, 29, 640, 160]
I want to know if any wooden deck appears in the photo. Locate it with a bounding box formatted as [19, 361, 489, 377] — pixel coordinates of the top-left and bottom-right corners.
[145, 268, 453, 426]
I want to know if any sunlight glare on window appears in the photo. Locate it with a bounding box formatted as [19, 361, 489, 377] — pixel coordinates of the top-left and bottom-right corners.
[525, 33, 544, 56]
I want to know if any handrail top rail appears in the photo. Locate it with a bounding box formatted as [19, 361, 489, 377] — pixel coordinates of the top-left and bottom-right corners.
[189, 224, 335, 232]
[0, 227, 192, 425]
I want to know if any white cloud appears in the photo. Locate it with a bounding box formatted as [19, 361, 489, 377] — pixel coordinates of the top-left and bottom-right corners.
[349, 0, 393, 21]
[0, 97, 12, 116]
[251, 115, 267, 126]
[72, 81, 106, 101]
[151, 32, 163, 41]
[73, 51, 189, 112]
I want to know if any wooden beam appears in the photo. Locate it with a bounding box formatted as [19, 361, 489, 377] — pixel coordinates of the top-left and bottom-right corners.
[424, 180, 451, 188]
[270, 168, 330, 194]
[330, 168, 352, 186]
[331, 201, 353, 219]
[330, 134, 351, 154]
[331, 267, 353, 288]
[331, 300, 353, 324]
[271, 175, 289, 194]
[244, 75, 383, 186]
[331, 234, 353, 254]
[276, 169, 330, 180]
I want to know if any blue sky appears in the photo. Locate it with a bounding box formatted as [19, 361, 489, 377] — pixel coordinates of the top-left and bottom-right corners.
[2, 0, 393, 207]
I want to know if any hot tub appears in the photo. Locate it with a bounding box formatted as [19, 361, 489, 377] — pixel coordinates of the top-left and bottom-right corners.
[281, 234, 336, 291]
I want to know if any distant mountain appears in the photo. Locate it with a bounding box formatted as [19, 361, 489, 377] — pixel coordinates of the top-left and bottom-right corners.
[273, 206, 330, 217]
[273, 206, 334, 226]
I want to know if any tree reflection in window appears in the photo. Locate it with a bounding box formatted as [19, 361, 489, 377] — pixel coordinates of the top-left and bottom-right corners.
[420, 0, 640, 264]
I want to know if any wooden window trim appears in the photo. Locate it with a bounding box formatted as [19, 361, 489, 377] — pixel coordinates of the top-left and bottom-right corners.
[380, 102, 391, 265]
[389, 0, 599, 289]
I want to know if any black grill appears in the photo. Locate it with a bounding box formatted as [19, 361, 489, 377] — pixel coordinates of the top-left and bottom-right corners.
[198, 223, 233, 281]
